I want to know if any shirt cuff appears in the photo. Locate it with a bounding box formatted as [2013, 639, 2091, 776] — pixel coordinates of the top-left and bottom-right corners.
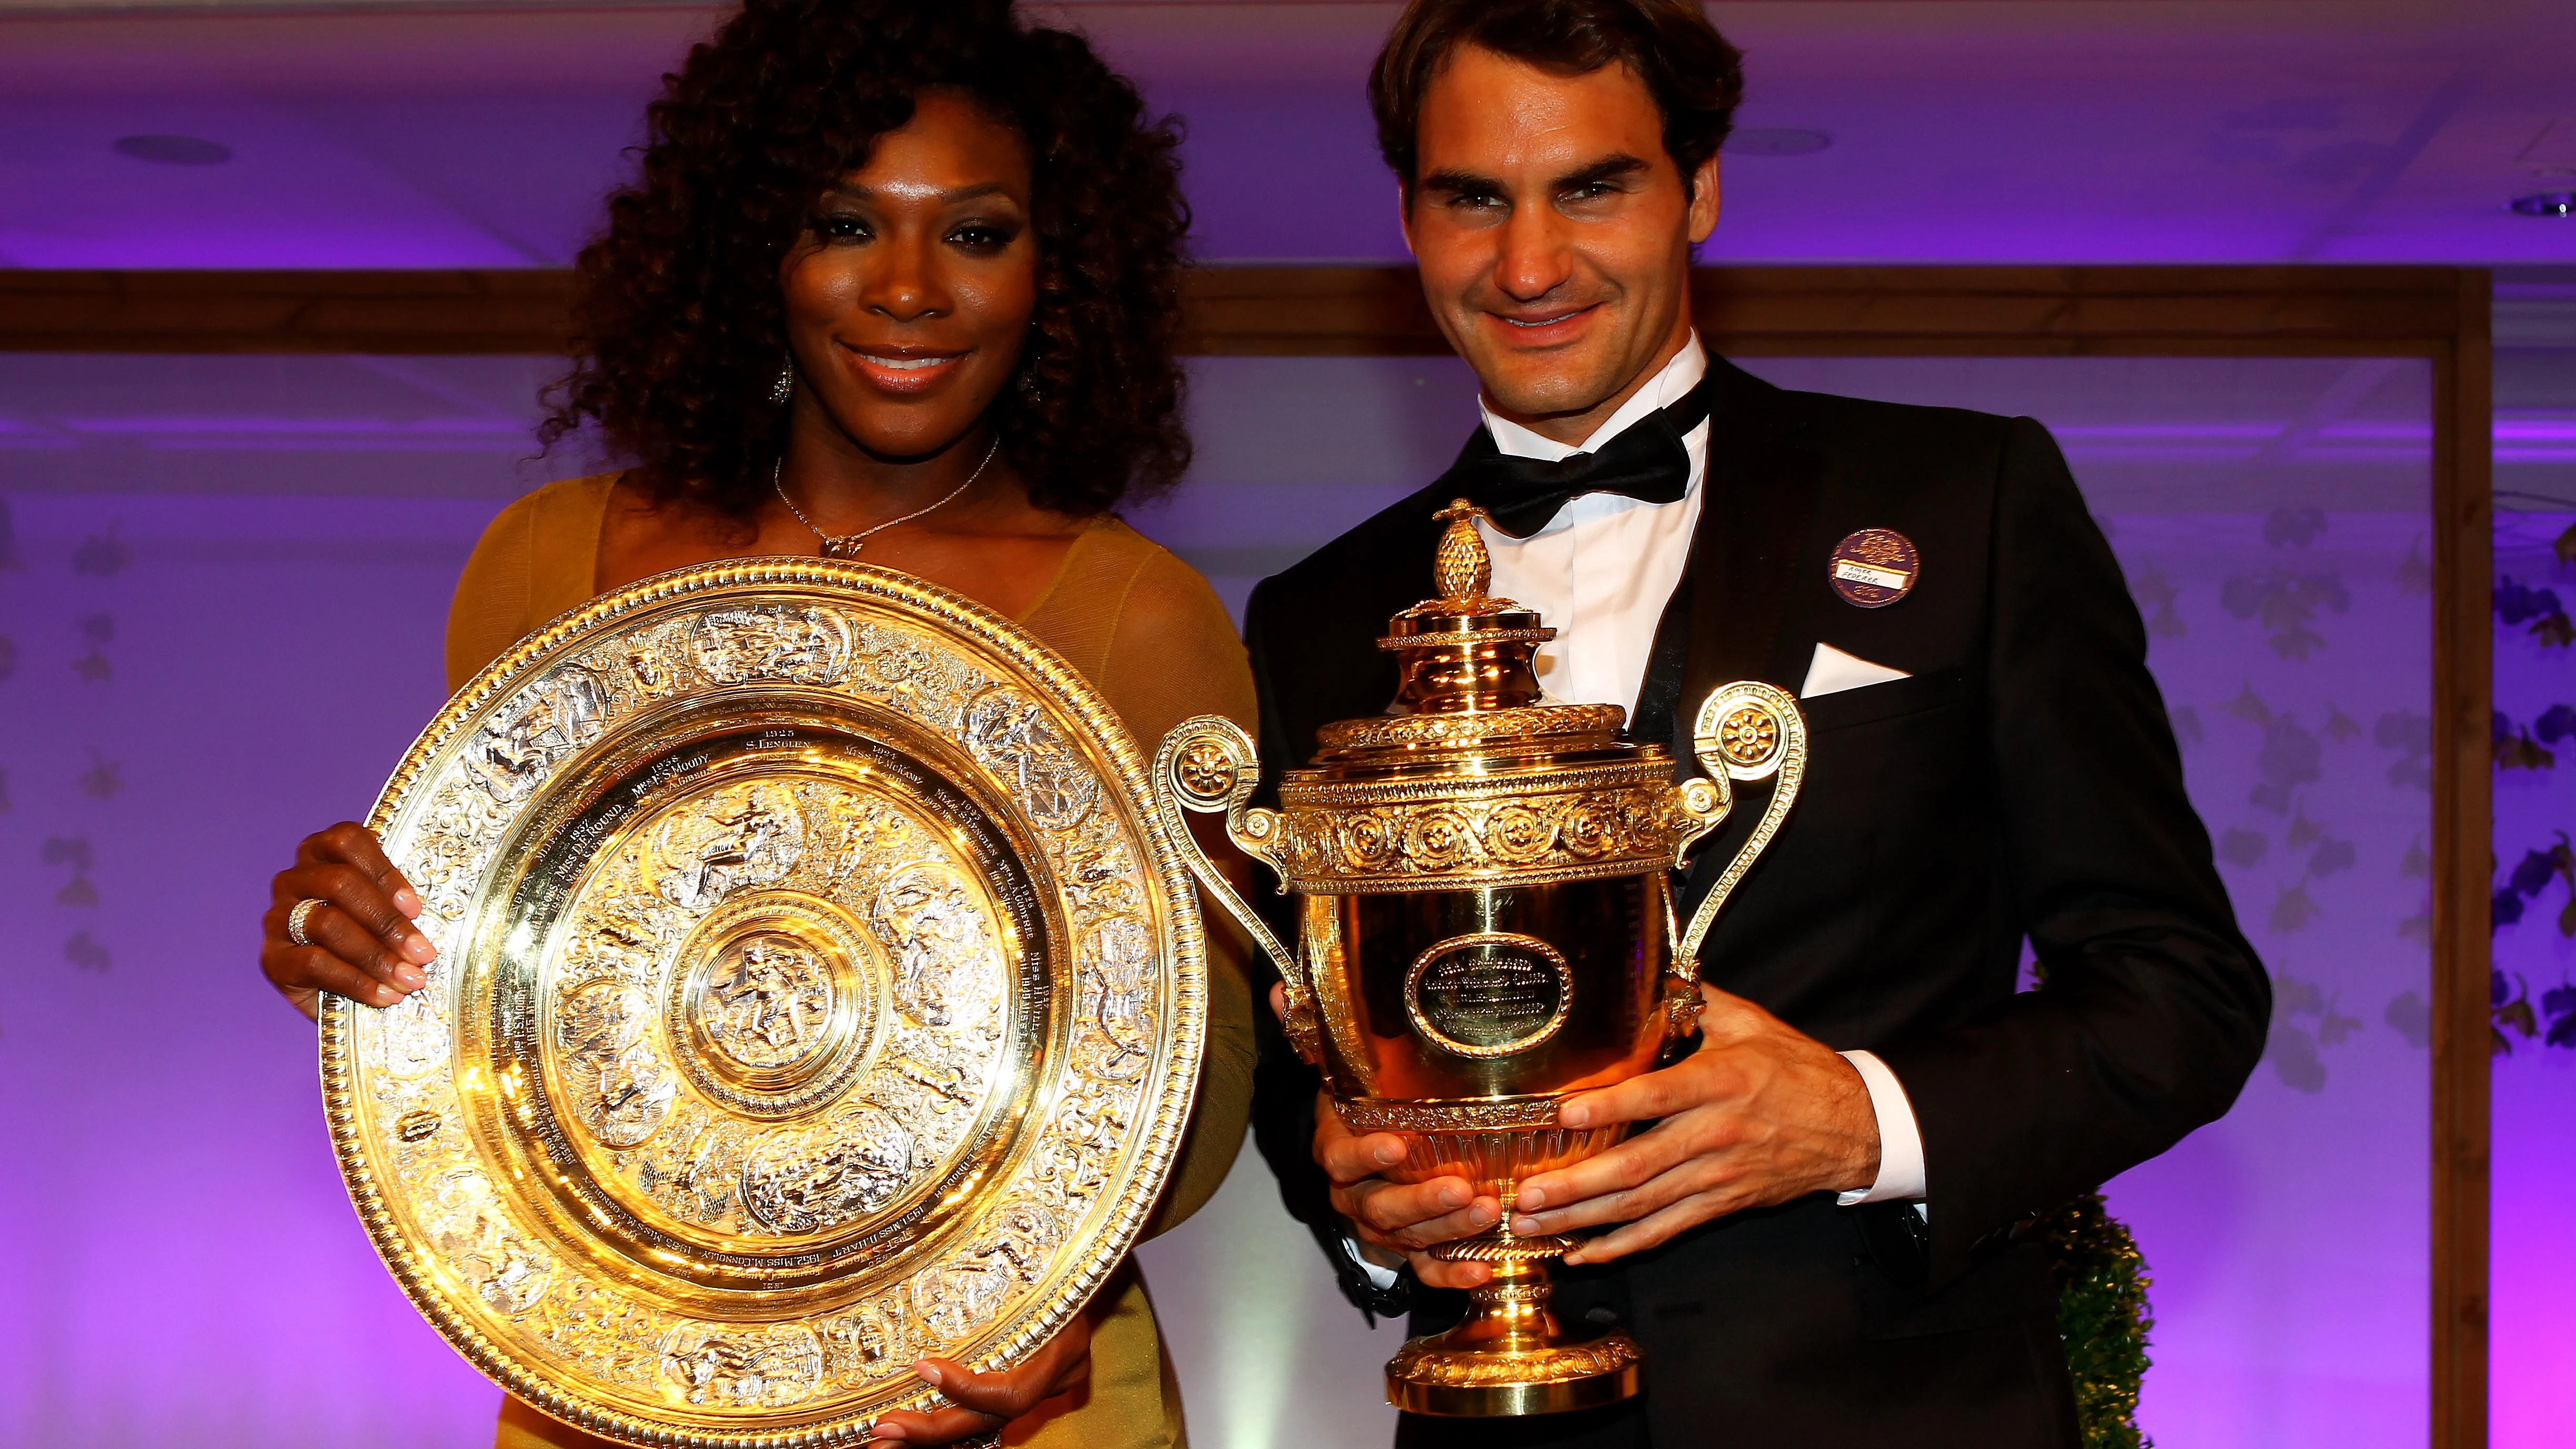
[1835, 1049, 1928, 1205]
[1348, 1233, 1405, 1290]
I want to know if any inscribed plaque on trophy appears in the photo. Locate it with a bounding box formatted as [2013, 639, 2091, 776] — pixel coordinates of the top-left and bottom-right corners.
[1406, 933, 1573, 1058]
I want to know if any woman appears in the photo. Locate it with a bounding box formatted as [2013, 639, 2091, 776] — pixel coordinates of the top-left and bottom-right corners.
[257, 3, 1253, 1444]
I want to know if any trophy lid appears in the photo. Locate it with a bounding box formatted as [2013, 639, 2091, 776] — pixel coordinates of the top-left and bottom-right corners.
[1311, 500, 1635, 761]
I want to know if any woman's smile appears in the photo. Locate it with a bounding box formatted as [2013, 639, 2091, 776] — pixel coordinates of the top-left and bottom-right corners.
[841, 341, 971, 395]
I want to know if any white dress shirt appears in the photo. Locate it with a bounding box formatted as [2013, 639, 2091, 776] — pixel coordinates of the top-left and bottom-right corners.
[1478, 338, 1926, 1209]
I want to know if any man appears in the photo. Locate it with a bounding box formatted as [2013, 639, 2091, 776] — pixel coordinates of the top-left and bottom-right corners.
[1241, 1, 2271, 1444]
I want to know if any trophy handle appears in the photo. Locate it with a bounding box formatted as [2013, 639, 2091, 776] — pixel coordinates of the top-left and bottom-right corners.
[1150, 716, 1323, 1063]
[1674, 681, 1808, 971]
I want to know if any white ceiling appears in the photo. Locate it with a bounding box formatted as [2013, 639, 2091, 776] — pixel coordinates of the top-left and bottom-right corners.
[0, 0, 2571, 267]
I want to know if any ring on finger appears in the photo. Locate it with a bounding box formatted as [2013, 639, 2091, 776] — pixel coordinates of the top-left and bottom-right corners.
[286, 897, 326, 948]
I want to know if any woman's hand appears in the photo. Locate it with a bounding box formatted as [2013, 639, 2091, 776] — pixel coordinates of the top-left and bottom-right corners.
[261, 821, 437, 1021]
[867, 1310, 1093, 1444]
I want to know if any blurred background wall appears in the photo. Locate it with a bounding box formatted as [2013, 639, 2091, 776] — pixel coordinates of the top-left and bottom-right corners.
[2, 2, 2572, 1447]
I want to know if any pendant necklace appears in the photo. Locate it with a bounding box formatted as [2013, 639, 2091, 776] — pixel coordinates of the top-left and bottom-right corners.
[773, 436, 1000, 559]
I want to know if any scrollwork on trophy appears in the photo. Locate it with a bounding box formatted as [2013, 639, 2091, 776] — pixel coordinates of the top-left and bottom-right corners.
[1148, 717, 1315, 1064]
[1266, 764, 1720, 892]
[1677, 680, 1808, 968]
[691, 605, 851, 686]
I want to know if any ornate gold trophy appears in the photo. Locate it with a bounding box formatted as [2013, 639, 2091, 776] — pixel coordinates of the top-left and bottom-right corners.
[1155, 501, 1806, 1416]
[327, 560, 1212, 1444]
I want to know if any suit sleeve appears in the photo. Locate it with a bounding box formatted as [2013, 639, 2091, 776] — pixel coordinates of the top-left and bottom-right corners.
[1871, 416, 2271, 1289]
[1241, 578, 1418, 1323]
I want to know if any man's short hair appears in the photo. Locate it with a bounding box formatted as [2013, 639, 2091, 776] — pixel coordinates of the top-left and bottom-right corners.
[1369, 0, 1745, 195]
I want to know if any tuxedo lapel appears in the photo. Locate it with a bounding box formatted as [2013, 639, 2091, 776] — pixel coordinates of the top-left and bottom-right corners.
[1659, 361, 1827, 920]
[1676, 359, 1825, 748]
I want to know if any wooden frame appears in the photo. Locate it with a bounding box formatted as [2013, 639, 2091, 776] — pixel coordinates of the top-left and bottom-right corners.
[0, 263, 2493, 1448]
[2432, 273, 2493, 1449]
[0, 262, 2483, 358]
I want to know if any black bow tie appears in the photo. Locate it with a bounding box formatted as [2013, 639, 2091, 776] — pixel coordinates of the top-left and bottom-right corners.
[1437, 379, 1715, 538]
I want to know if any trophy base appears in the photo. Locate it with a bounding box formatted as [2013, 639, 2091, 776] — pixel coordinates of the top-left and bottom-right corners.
[1386, 1325, 1644, 1417]
[1381, 1231, 1645, 1417]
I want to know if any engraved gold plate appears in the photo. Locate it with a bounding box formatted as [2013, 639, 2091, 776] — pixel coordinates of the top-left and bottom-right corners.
[323, 560, 1207, 1446]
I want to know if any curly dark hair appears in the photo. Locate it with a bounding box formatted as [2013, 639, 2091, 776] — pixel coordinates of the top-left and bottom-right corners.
[540, 0, 1192, 519]
[1370, 0, 1743, 198]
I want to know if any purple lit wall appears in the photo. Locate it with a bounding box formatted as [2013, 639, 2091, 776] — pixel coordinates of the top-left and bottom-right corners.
[4, 3, 2574, 270]
[1, 347, 2569, 1448]
[2486, 507, 2576, 1449]
[0, 488, 504, 1447]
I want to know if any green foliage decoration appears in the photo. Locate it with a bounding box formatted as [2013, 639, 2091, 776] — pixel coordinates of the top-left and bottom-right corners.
[2047, 1192, 2156, 1449]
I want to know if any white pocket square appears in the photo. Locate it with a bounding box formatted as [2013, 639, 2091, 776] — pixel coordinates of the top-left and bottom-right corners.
[1800, 642, 1910, 699]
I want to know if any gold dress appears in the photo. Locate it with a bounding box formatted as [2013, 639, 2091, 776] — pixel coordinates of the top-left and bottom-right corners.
[445, 474, 1257, 1449]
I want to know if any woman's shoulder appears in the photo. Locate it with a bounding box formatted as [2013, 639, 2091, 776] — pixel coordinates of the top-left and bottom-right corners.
[460, 471, 621, 579]
[446, 471, 625, 693]
[1024, 518, 1227, 653]
[1043, 517, 1255, 744]
[488, 470, 623, 543]
[1084, 516, 1234, 622]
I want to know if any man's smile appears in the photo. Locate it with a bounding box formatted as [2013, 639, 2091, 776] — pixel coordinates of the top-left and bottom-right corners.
[1482, 301, 1606, 345]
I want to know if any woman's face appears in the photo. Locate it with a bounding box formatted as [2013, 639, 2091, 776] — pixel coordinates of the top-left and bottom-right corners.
[780, 90, 1039, 461]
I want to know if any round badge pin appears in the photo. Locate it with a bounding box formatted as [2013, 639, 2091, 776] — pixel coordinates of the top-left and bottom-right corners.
[1828, 528, 1919, 608]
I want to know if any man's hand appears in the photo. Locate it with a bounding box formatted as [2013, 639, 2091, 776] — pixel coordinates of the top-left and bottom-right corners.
[1508, 985, 1881, 1264]
[1273, 984, 1497, 1289]
[1316, 1089, 1500, 1290]
[867, 1310, 1091, 1444]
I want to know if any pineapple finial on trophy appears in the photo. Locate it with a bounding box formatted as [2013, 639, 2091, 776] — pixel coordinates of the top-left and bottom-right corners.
[1382, 500, 1555, 716]
[1431, 497, 1496, 607]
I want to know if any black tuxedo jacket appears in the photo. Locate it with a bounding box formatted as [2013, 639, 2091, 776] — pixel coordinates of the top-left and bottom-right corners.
[1240, 356, 2269, 1447]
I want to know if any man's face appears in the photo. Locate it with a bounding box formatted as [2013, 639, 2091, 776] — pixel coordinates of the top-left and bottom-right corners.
[1402, 46, 1718, 438]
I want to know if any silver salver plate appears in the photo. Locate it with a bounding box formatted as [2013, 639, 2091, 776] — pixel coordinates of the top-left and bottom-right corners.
[322, 559, 1208, 1445]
